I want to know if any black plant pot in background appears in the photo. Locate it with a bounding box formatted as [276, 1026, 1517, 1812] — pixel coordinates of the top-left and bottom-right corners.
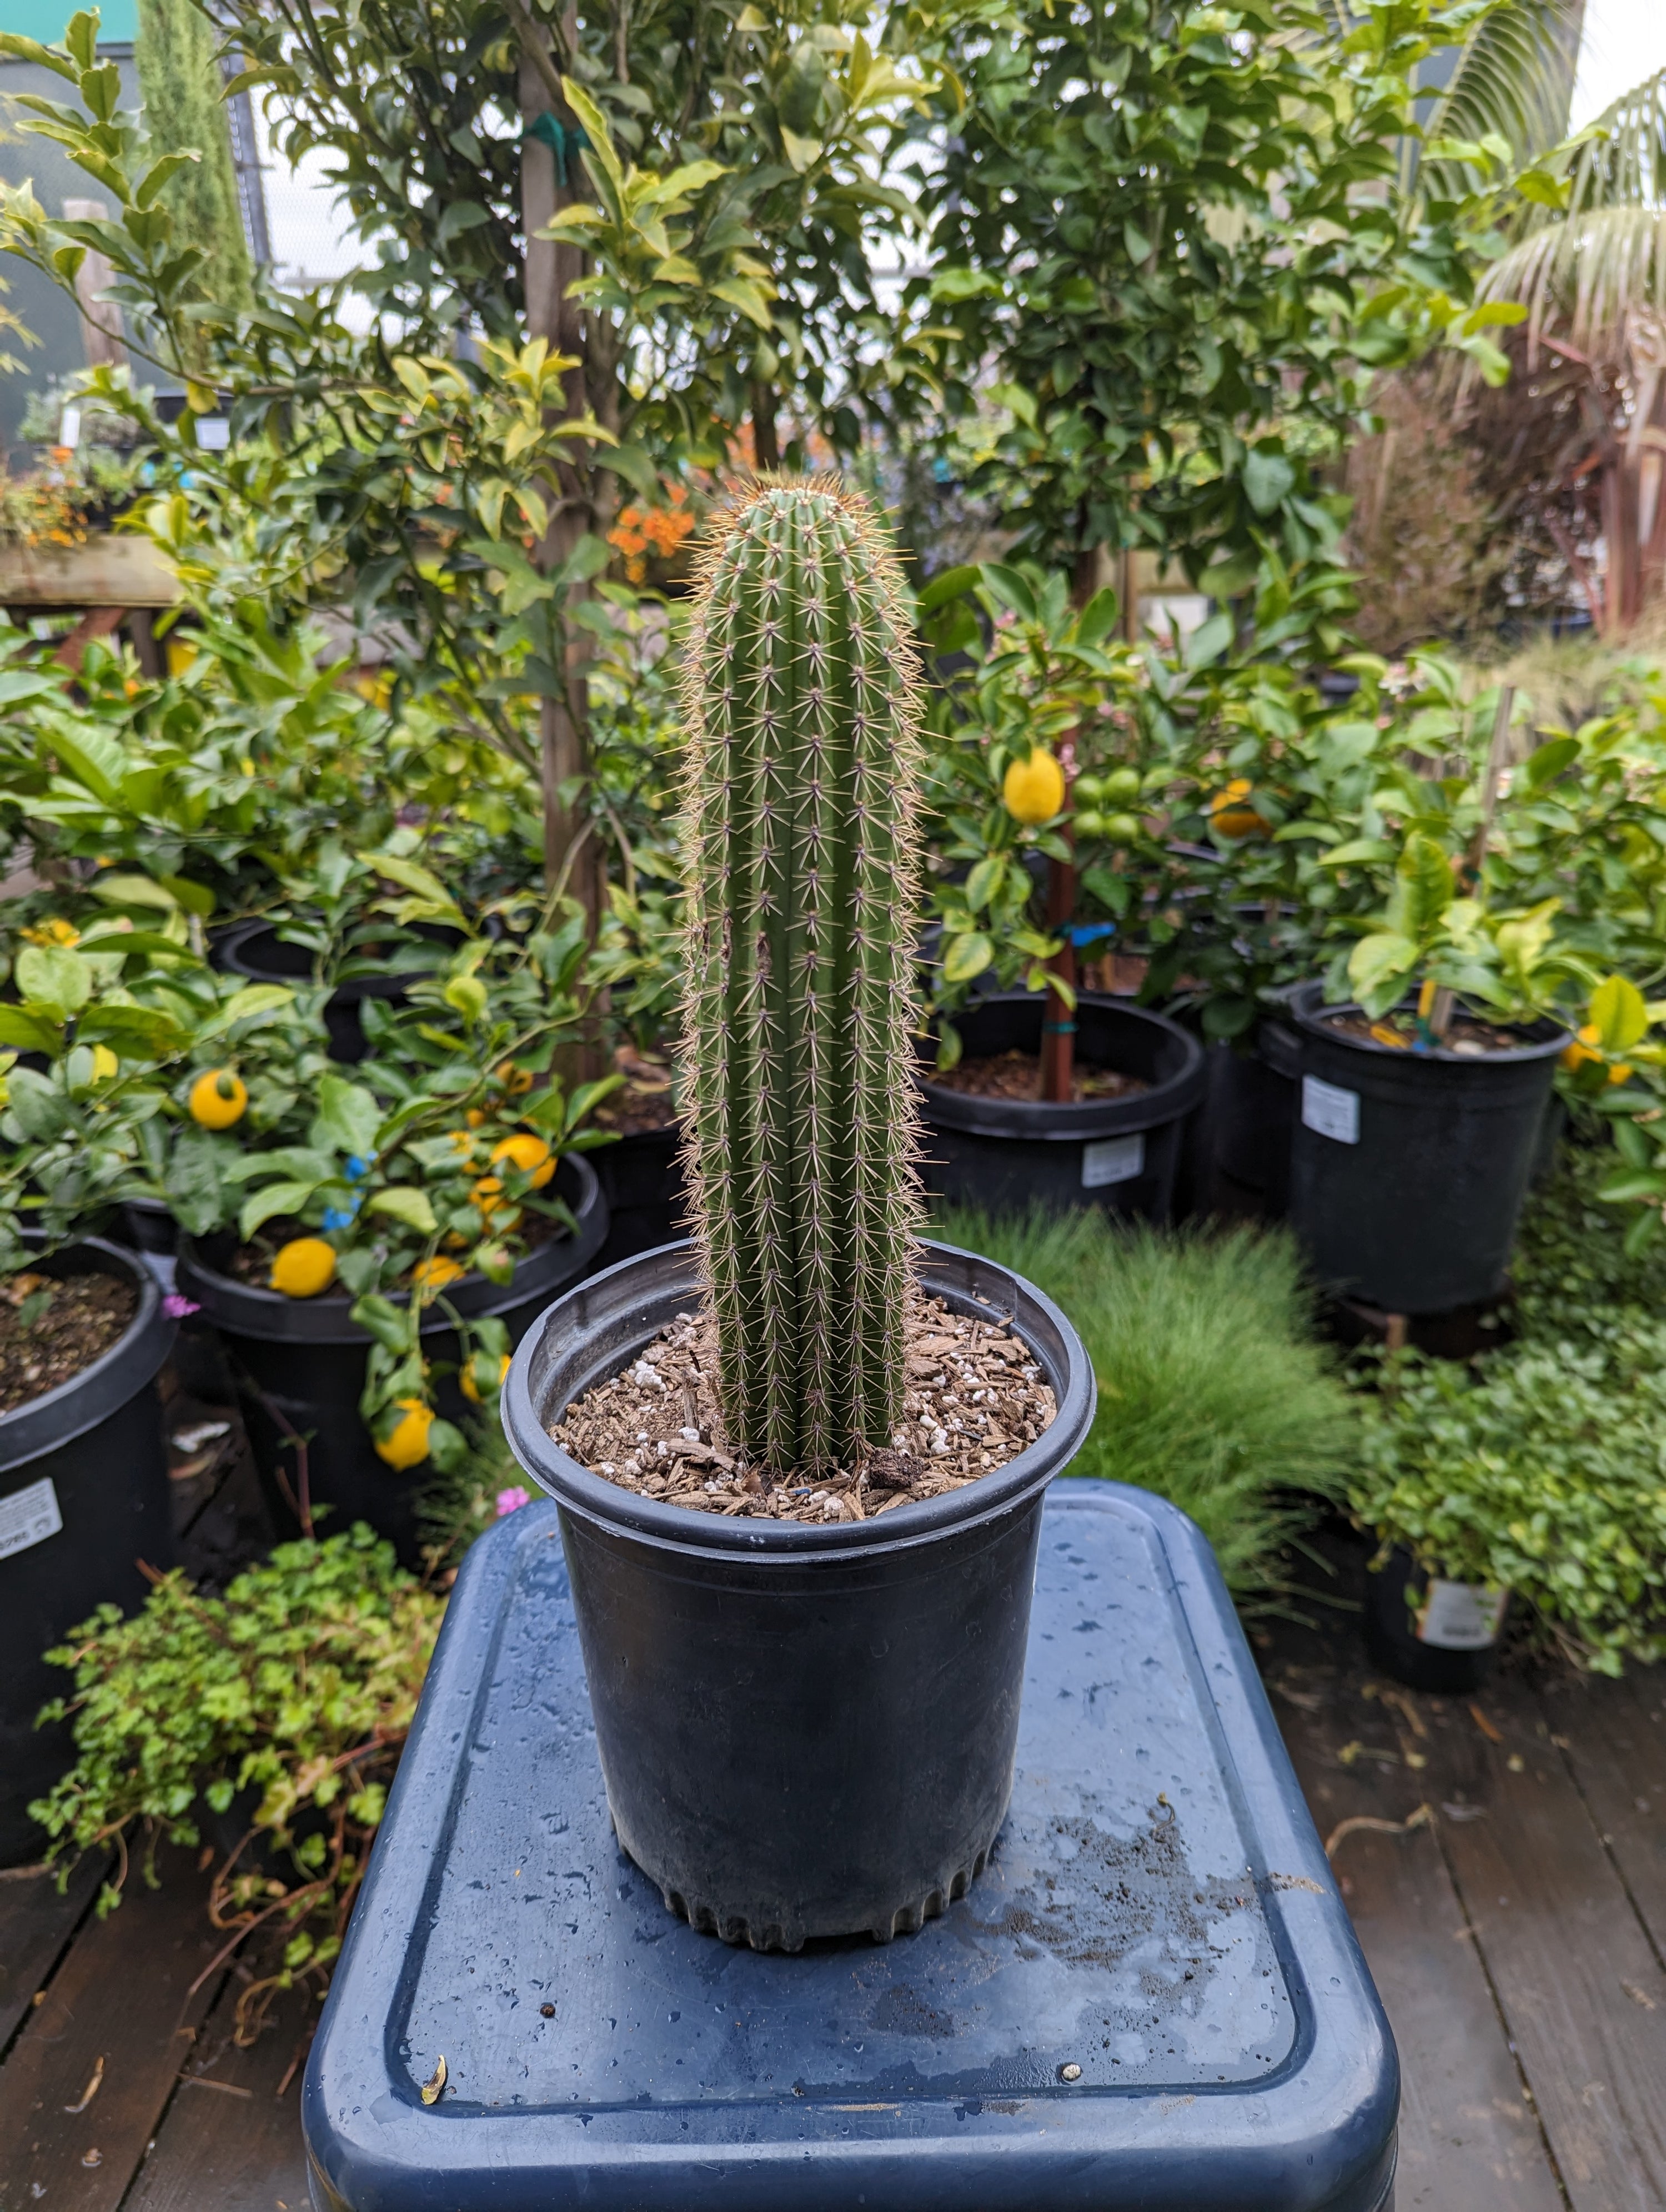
[590, 1124, 688, 1273]
[1266, 982, 1567, 1315]
[916, 993, 1207, 1222]
[1364, 1544, 1508, 1693]
[502, 1239, 1095, 1951]
[175, 1157, 607, 1566]
[0, 1239, 175, 1864]
[214, 921, 453, 1065]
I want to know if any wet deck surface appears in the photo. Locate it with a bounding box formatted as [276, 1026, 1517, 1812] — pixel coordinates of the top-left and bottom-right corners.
[2, 1453, 1662, 2210]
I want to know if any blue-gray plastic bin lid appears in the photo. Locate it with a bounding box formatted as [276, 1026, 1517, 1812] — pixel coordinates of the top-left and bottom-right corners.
[304, 1481, 1398, 2211]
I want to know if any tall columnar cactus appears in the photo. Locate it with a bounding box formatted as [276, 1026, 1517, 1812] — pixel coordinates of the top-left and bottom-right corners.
[679, 479, 926, 1481]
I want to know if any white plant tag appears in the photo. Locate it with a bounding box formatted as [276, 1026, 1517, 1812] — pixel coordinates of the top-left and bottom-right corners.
[1082, 1133, 1145, 1188]
[0, 1475, 63, 1562]
[1302, 1074, 1360, 1145]
[1417, 1578, 1507, 1650]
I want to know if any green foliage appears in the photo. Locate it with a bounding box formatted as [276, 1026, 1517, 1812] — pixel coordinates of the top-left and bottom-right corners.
[896, 0, 1529, 580]
[0, 926, 296, 1269]
[29, 1526, 441, 2037]
[207, 0, 932, 455]
[1351, 1153, 1666, 1675]
[134, 0, 252, 313]
[1353, 1328, 1666, 1676]
[680, 480, 924, 1479]
[934, 1205, 1356, 1600]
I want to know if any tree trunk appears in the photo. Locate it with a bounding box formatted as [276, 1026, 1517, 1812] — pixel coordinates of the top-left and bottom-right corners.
[749, 383, 780, 472]
[519, 17, 601, 942]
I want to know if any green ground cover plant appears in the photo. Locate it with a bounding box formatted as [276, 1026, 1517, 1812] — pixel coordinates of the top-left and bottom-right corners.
[933, 1204, 1356, 1598]
[1351, 1151, 1666, 1673]
[29, 1525, 443, 2042]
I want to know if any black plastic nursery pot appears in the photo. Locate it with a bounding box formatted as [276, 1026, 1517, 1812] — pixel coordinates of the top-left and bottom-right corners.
[0, 1238, 175, 1865]
[1364, 1544, 1508, 1694]
[1266, 982, 1567, 1315]
[916, 992, 1207, 1221]
[502, 1238, 1096, 1952]
[215, 921, 452, 1064]
[590, 1123, 689, 1273]
[175, 1155, 606, 1566]
[1205, 1025, 1298, 1215]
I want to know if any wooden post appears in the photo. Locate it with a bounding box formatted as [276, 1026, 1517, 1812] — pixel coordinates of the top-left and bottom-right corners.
[1039, 737, 1077, 1104]
[63, 198, 127, 371]
[518, 10, 602, 944]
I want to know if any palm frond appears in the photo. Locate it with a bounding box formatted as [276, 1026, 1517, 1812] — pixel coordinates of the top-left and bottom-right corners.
[1559, 66, 1666, 215]
[1421, 0, 1585, 165]
[1478, 204, 1666, 356]
[1476, 67, 1666, 356]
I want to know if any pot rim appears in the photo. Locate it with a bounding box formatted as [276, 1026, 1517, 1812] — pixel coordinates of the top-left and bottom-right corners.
[175, 1152, 606, 1345]
[0, 1233, 173, 1474]
[916, 991, 1208, 1139]
[1285, 979, 1570, 1064]
[502, 1235, 1095, 1561]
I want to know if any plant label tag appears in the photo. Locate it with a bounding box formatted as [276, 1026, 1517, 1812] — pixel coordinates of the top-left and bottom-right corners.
[0, 1475, 63, 1562]
[1082, 1133, 1145, 1188]
[1302, 1075, 1359, 1145]
[1417, 1578, 1507, 1650]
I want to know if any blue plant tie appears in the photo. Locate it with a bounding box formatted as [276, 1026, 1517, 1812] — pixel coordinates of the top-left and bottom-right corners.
[526, 112, 590, 187]
[1041, 1019, 1078, 1035]
[1067, 922, 1117, 947]
[345, 1154, 372, 1182]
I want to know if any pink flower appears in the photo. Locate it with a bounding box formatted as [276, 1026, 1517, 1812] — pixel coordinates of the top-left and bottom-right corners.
[163, 1294, 200, 1319]
[495, 1485, 531, 1517]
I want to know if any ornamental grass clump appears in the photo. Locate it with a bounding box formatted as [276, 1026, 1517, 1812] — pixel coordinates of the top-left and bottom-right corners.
[678, 479, 925, 1482]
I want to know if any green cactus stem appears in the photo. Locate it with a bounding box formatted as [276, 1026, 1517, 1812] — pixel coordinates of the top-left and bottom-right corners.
[679, 478, 926, 1481]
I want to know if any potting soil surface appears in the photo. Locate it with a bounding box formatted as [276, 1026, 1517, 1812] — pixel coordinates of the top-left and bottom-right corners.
[550, 1288, 1056, 1519]
[1322, 1008, 1528, 1055]
[592, 1064, 680, 1135]
[929, 1047, 1150, 1102]
[0, 1268, 137, 1413]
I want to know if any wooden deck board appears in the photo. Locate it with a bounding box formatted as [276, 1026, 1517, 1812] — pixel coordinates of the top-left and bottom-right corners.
[1267, 1661, 1568, 2211]
[0, 1853, 106, 2060]
[1429, 1680, 1666, 2212]
[0, 1845, 227, 2212]
[1540, 1670, 1666, 1965]
[122, 1972, 315, 2212]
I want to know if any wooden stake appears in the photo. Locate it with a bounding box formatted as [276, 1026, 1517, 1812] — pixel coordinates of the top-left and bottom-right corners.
[1040, 739, 1077, 1104]
[1471, 683, 1517, 881]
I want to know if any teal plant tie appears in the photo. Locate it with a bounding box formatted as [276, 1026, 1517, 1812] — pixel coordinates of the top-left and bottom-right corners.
[526, 111, 589, 188]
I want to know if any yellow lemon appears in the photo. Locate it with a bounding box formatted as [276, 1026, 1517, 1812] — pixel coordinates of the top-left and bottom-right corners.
[470, 1175, 506, 1215]
[375, 1397, 434, 1470]
[465, 1107, 486, 1128]
[412, 1254, 467, 1291]
[495, 1060, 534, 1097]
[1560, 1023, 1603, 1073]
[90, 1045, 119, 1082]
[491, 1133, 554, 1189]
[270, 1237, 337, 1298]
[189, 1068, 248, 1129]
[1002, 750, 1066, 826]
[1208, 779, 1271, 839]
[1609, 1062, 1635, 1085]
[23, 918, 80, 948]
[460, 1352, 513, 1405]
